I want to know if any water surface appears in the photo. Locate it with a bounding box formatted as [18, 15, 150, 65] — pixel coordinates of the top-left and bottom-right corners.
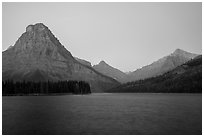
[2, 93, 202, 135]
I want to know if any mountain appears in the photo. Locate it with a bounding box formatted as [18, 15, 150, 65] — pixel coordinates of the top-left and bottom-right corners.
[2, 23, 120, 92]
[125, 49, 198, 82]
[75, 57, 92, 67]
[107, 55, 202, 93]
[93, 61, 127, 83]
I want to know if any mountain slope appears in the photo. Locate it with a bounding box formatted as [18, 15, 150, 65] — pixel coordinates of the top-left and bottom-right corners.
[107, 55, 202, 93]
[125, 49, 198, 82]
[75, 57, 92, 67]
[93, 61, 127, 83]
[2, 23, 120, 92]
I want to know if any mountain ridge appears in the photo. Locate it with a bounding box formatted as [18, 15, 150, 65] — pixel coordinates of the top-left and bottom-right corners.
[107, 55, 202, 93]
[91, 49, 199, 83]
[125, 48, 199, 82]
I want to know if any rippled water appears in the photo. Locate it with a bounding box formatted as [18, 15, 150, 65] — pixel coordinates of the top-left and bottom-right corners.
[2, 93, 202, 135]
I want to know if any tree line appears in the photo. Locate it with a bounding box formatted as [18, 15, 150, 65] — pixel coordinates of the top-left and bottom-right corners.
[108, 72, 201, 93]
[2, 80, 91, 95]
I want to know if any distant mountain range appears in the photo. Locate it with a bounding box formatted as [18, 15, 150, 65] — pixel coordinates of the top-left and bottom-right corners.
[92, 49, 198, 83]
[107, 55, 202, 93]
[93, 61, 127, 83]
[2, 23, 119, 92]
[125, 48, 198, 82]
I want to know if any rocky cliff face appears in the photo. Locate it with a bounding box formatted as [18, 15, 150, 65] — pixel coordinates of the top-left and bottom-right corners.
[2, 23, 119, 92]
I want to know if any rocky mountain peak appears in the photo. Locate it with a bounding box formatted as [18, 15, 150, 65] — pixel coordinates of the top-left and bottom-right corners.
[26, 23, 47, 33]
[93, 60, 127, 83]
[172, 48, 198, 59]
[10, 23, 66, 58]
[173, 48, 185, 55]
[99, 60, 107, 65]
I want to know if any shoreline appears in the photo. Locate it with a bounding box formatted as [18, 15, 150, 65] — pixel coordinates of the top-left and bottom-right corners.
[2, 93, 91, 96]
[2, 92, 201, 96]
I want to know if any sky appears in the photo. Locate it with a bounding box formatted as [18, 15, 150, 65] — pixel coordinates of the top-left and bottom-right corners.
[2, 2, 202, 72]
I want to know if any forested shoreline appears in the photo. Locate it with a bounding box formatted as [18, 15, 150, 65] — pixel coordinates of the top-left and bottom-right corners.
[2, 80, 91, 96]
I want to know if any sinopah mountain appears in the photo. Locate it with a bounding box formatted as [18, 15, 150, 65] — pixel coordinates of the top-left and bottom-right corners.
[2, 23, 119, 92]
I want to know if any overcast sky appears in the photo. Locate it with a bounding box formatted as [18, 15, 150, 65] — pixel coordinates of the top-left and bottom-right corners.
[2, 2, 202, 72]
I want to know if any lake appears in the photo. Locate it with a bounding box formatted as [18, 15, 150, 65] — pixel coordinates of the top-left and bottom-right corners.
[2, 93, 202, 135]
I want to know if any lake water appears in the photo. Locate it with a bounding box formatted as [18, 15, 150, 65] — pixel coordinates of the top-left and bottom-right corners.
[2, 93, 202, 135]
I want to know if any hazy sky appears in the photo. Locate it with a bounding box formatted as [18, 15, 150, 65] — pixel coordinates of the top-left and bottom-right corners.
[2, 2, 202, 72]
